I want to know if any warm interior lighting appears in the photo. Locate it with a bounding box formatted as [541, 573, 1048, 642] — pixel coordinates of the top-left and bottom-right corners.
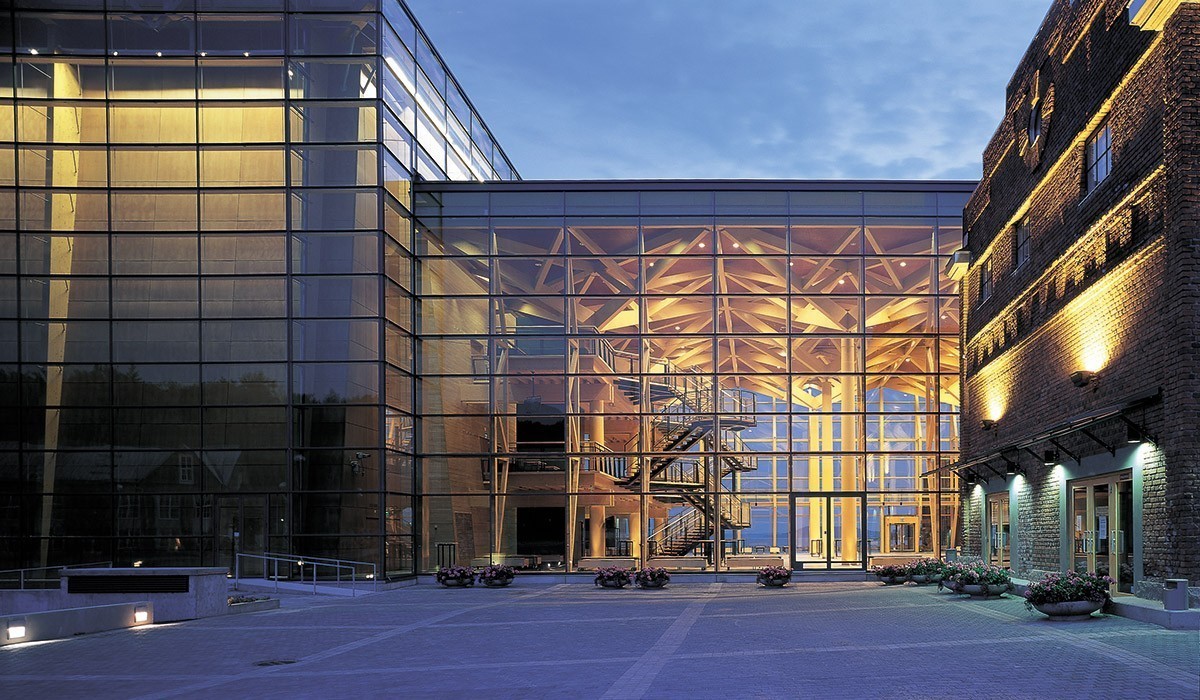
[132, 560, 142, 567]
[7, 624, 26, 640]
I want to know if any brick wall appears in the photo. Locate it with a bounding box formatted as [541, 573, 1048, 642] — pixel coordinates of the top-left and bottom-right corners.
[959, 1, 1199, 582]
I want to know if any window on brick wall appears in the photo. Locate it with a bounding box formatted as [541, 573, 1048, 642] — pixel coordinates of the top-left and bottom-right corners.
[978, 258, 992, 305]
[1013, 216, 1030, 270]
[1086, 119, 1112, 193]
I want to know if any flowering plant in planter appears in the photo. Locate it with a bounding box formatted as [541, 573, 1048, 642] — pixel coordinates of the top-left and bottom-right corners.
[870, 564, 910, 579]
[594, 567, 632, 588]
[907, 558, 945, 577]
[1024, 570, 1113, 610]
[478, 564, 516, 587]
[634, 567, 671, 588]
[435, 565, 476, 587]
[757, 566, 791, 587]
[947, 563, 1012, 586]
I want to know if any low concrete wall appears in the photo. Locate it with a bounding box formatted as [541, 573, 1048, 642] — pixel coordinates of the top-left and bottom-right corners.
[1, 602, 153, 647]
[58, 568, 228, 622]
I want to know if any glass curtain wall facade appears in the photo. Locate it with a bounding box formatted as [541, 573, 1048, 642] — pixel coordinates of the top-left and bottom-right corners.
[414, 183, 971, 573]
[0, 0, 516, 578]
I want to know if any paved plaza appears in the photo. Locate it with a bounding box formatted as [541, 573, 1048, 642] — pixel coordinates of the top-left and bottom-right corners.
[1, 581, 1197, 699]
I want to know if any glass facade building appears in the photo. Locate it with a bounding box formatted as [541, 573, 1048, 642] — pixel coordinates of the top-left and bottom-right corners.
[413, 182, 972, 573]
[1, 1, 973, 579]
[0, 1, 515, 579]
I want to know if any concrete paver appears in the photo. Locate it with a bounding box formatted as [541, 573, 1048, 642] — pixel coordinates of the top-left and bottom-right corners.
[1, 581, 1196, 699]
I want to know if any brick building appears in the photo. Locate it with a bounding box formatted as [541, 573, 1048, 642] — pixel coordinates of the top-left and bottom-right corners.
[952, 0, 1199, 600]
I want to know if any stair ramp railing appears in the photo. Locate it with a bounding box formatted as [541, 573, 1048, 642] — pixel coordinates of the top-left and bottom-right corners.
[234, 552, 378, 596]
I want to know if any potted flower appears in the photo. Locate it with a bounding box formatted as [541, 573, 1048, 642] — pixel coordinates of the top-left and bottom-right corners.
[436, 565, 475, 587]
[635, 567, 671, 589]
[949, 563, 1012, 597]
[479, 564, 516, 588]
[1024, 570, 1113, 620]
[938, 559, 981, 593]
[594, 566, 632, 588]
[870, 564, 909, 585]
[907, 558, 945, 585]
[756, 565, 791, 587]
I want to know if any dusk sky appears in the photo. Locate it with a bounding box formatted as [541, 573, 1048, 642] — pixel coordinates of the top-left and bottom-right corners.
[406, 0, 1054, 181]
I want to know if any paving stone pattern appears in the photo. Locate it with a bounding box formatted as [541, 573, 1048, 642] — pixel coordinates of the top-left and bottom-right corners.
[1, 582, 1197, 699]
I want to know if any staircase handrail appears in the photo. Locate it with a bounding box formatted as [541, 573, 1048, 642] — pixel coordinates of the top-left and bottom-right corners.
[234, 552, 377, 596]
[0, 561, 113, 590]
[580, 440, 627, 479]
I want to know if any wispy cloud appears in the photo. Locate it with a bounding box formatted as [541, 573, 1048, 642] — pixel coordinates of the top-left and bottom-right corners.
[406, 0, 1052, 180]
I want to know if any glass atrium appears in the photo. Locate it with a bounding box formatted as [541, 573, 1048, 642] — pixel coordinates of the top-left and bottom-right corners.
[413, 183, 970, 572]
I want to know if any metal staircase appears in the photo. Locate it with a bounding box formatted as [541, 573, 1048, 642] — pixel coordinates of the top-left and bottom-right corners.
[611, 362, 758, 557]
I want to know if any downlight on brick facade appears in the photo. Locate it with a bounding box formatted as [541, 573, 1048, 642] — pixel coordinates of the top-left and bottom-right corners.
[952, 0, 1200, 602]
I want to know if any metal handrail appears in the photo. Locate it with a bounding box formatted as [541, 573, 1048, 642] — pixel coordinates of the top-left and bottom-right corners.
[0, 561, 112, 590]
[234, 552, 377, 597]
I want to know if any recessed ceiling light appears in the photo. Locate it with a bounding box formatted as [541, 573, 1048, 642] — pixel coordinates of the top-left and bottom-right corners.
[29, 49, 38, 55]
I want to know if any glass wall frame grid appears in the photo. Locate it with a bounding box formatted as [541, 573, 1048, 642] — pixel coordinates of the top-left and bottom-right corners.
[0, 0, 519, 577]
[412, 184, 970, 572]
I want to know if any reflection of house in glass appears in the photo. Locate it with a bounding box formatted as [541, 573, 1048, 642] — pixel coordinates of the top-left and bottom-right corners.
[414, 183, 970, 573]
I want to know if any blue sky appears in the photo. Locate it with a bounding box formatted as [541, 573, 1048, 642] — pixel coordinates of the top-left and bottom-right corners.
[406, 1, 1054, 181]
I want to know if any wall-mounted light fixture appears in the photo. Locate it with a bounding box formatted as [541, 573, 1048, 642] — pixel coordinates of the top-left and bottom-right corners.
[1070, 370, 1097, 388]
[1005, 462, 1020, 477]
[1042, 449, 1059, 466]
[6, 620, 26, 641]
[134, 606, 149, 624]
[1126, 424, 1144, 444]
[980, 419, 997, 431]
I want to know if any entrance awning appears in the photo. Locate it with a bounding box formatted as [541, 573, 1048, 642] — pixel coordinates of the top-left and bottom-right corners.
[926, 387, 1161, 479]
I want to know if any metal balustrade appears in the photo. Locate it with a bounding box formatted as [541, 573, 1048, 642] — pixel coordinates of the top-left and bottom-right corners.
[233, 552, 377, 596]
[0, 561, 112, 590]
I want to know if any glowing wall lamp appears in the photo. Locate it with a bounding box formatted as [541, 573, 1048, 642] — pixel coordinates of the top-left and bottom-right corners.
[1070, 370, 1097, 388]
[134, 606, 149, 624]
[6, 620, 26, 641]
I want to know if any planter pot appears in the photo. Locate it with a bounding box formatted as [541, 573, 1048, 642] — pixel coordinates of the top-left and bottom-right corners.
[910, 574, 930, 585]
[928, 573, 944, 583]
[637, 580, 668, 589]
[440, 578, 474, 588]
[878, 575, 908, 585]
[961, 583, 1009, 598]
[757, 576, 790, 587]
[1032, 600, 1105, 621]
[942, 579, 963, 593]
[481, 577, 513, 588]
[597, 579, 629, 589]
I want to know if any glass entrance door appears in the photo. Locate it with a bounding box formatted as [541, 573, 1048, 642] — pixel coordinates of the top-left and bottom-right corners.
[986, 492, 1010, 568]
[1071, 472, 1133, 595]
[215, 496, 267, 577]
[791, 492, 867, 570]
